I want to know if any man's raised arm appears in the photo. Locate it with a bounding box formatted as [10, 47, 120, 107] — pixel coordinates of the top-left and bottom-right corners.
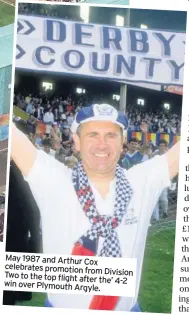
[166, 141, 180, 180]
[11, 123, 37, 177]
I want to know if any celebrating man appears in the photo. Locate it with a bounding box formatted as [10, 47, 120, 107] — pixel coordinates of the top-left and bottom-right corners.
[11, 104, 179, 311]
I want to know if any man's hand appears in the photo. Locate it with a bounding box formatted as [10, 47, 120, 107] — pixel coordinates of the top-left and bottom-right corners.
[140, 122, 148, 134]
[140, 122, 148, 146]
[51, 128, 61, 142]
[52, 139, 62, 151]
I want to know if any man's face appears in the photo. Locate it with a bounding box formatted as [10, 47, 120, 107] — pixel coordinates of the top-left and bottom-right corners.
[73, 121, 123, 175]
[129, 141, 138, 153]
[63, 128, 69, 136]
[159, 143, 167, 154]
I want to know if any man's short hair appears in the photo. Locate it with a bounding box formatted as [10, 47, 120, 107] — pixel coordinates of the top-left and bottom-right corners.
[129, 137, 139, 143]
[42, 139, 51, 147]
[123, 143, 128, 149]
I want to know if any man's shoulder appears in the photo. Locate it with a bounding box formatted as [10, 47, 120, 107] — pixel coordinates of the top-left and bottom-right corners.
[27, 149, 72, 181]
[135, 151, 143, 159]
[126, 154, 165, 179]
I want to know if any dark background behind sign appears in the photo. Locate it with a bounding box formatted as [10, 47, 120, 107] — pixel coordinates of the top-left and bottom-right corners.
[14, 71, 182, 114]
[18, 4, 187, 31]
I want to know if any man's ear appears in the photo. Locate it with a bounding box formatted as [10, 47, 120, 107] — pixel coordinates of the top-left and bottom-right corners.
[72, 133, 81, 152]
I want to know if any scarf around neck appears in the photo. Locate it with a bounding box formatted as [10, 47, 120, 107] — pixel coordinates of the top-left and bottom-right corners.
[71, 161, 133, 310]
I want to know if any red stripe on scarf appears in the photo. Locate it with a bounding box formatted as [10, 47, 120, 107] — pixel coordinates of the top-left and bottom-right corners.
[72, 243, 119, 310]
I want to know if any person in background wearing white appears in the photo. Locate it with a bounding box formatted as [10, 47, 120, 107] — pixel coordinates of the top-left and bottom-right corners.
[43, 108, 54, 134]
[67, 112, 74, 127]
[141, 145, 152, 162]
[11, 104, 180, 312]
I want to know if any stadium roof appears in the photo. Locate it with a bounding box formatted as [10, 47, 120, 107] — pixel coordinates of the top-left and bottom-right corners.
[0, 23, 14, 69]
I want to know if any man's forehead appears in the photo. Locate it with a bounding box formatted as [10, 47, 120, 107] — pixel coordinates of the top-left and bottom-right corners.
[80, 121, 121, 132]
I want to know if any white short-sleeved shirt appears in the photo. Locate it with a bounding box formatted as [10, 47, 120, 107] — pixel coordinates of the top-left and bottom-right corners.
[25, 151, 171, 311]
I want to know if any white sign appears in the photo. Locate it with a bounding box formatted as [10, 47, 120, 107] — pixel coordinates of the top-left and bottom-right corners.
[4, 253, 137, 297]
[16, 15, 186, 86]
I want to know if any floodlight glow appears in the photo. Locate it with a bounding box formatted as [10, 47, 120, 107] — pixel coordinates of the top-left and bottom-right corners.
[80, 6, 89, 23]
[76, 88, 82, 94]
[113, 94, 120, 101]
[137, 98, 145, 106]
[116, 15, 124, 26]
[164, 103, 170, 110]
[140, 24, 148, 29]
[42, 82, 53, 91]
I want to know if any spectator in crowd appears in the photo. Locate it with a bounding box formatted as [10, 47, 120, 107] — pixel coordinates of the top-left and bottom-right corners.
[42, 139, 56, 157]
[66, 101, 73, 113]
[43, 108, 54, 134]
[34, 104, 44, 120]
[67, 112, 75, 127]
[122, 138, 143, 168]
[25, 94, 32, 105]
[152, 139, 169, 157]
[121, 122, 149, 168]
[34, 131, 43, 148]
[26, 101, 34, 115]
[118, 143, 131, 169]
[26, 114, 36, 141]
[61, 125, 72, 149]
[51, 123, 62, 142]
[140, 144, 152, 162]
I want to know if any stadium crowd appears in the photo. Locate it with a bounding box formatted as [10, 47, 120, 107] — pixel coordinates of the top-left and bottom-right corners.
[14, 92, 181, 134]
[13, 91, 179, 223]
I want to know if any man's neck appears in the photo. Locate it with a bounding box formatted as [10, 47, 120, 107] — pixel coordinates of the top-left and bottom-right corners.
[127, 150, 137, 155]
[84, 166, 116, 199]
